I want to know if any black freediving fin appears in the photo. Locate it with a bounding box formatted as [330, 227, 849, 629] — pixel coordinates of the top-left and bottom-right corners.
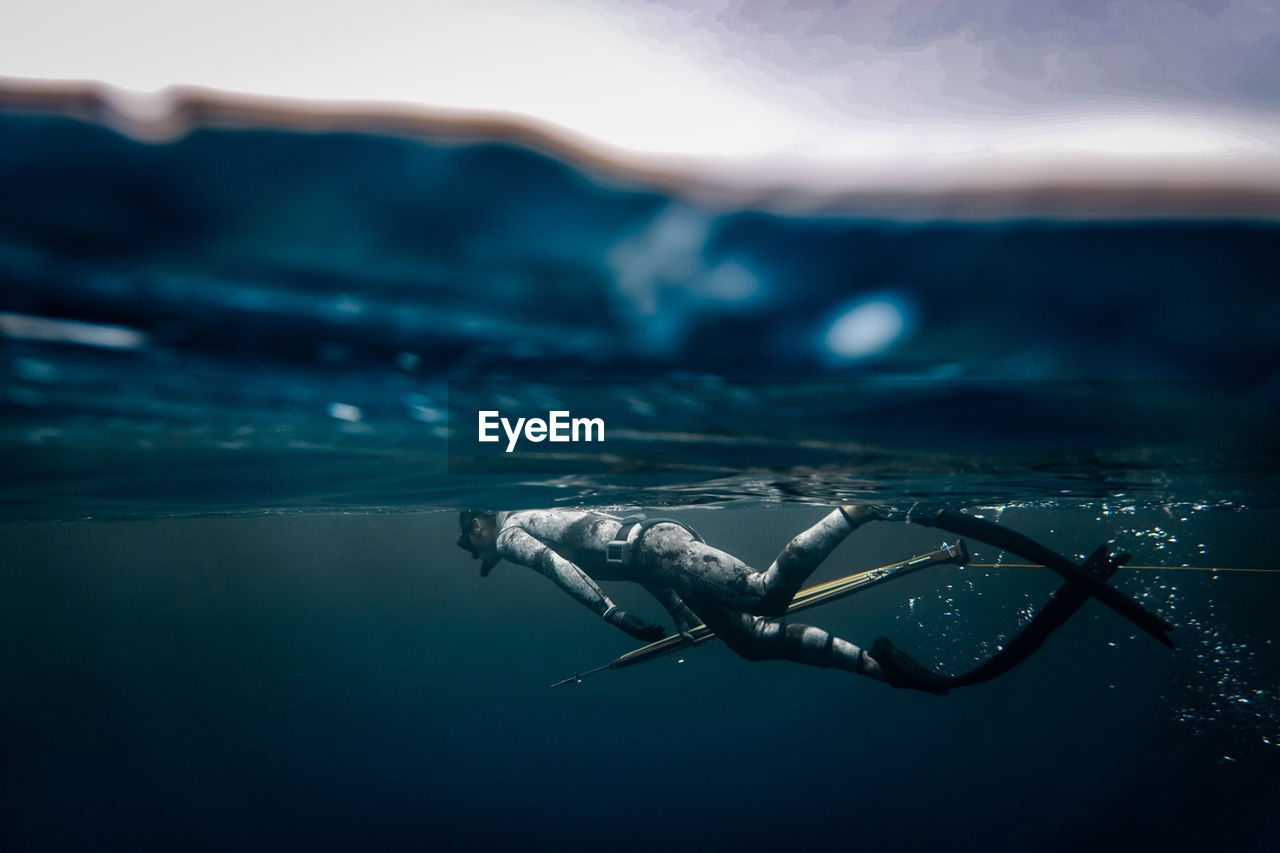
[870, 636, 951, 696]
[943, 542, 1130, 687]
[911, 509, 1175, 648]
[869, 543, 1136, 692]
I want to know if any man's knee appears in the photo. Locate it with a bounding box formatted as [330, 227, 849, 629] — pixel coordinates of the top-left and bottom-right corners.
[715, 617, 783, 662]
[751, 584, 795, 618]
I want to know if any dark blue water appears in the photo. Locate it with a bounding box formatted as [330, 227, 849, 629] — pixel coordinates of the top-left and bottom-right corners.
[4, 506, 1279, 851]
[1, 109, 1278, 851]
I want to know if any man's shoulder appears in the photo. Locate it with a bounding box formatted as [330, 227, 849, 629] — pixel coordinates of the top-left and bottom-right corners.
[503, 509, 603, 528]
[496, 510, 602, 560]
[501, 509, 622, 544]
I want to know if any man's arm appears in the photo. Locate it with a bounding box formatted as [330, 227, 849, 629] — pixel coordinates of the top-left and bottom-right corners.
[642, 584, 700, 639]
[497, 527, 665, 641]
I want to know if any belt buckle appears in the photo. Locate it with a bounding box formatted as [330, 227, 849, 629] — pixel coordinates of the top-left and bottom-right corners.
[605, 541, 629, 565]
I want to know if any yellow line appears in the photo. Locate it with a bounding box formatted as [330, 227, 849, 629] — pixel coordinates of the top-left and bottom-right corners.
[966, 563, 1278, 574]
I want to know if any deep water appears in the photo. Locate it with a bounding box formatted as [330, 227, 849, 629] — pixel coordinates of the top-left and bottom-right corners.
[1, 110, 1278, 851]
[3, 505, 1279, 852]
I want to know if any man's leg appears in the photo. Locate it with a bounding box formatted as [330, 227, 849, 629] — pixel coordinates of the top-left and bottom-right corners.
[636, 506, 877, 618]
[693, 599, 885, 681]
[751, 505, 877, 616]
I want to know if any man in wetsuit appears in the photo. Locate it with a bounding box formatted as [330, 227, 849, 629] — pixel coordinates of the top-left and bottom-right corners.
[457, 506, 949, 694]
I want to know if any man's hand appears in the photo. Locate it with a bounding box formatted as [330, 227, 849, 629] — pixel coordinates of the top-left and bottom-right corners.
[605, 608, 666, 642]
[673, 611, 701, 646]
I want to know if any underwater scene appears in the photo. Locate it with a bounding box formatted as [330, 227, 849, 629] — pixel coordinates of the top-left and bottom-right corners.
[1, 100, 1278, 852]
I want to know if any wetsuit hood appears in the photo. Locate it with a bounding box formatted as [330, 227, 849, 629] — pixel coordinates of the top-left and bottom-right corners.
[455, 507, 504, 573]
[458, 510, 503, 577]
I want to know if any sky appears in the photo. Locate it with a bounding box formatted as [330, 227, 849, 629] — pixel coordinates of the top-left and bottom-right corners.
[4, 0, 1279, 196]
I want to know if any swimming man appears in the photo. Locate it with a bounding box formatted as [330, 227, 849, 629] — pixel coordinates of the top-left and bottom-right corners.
[457, 506, 951, 694]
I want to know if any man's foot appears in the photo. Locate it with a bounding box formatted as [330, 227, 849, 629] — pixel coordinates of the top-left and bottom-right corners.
[852, 503, 949, 524]
[839, 504, 879, 525]
[858, 649, 884, 679]
[843, 504, 909, 523]
[870, 636, 951, 696]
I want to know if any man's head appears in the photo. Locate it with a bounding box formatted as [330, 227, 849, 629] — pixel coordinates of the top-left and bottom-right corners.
[457, 510, 501, 576]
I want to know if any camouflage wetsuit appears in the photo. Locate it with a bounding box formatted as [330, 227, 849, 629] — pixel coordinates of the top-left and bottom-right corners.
[493, 507, 877, 676]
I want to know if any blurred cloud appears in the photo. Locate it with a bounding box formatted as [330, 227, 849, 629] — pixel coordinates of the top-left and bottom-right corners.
[606, 204, 763, 351]
[821, 294, 913, 361]
[627, 0, 1280, 115]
